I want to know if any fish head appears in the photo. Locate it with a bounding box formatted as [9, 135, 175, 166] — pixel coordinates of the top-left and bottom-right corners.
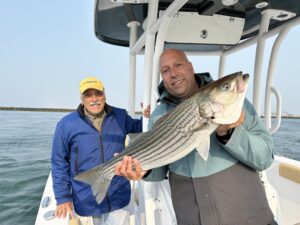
[198, 71, 249, 124]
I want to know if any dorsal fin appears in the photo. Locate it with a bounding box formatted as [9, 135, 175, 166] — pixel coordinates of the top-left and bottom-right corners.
[127, 133, 143, 144]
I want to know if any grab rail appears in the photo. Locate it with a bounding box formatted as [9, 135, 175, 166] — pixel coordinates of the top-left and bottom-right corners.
[269, 86, 282, 134]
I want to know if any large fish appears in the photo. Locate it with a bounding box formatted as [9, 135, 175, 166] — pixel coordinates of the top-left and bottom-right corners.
[74, 71, 249, 204]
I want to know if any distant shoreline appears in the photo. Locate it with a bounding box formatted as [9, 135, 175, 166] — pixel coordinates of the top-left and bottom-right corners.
[0, 107, 299, 118]
[261, 115, 300, 119]
[0, 106, 144, 115]
[0, 106, 75, 113]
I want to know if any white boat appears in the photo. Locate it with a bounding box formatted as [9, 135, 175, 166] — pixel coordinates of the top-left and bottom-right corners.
[35, 172, 69, 225]
[35, 0, 300, 224]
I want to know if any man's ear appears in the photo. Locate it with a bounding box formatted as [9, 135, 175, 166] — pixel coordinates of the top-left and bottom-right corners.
[188, 61, 194, 73]
[80, 94, 83, 104]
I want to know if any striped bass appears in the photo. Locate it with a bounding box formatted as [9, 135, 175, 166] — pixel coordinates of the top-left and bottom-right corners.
[74, 71, 249, 204]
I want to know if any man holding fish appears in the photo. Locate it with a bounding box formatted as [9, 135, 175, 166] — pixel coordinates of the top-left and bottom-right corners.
[114, 49, 277, 225]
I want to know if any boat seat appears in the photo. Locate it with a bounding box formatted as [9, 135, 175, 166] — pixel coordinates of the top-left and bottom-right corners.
[279, 162, 300, 184]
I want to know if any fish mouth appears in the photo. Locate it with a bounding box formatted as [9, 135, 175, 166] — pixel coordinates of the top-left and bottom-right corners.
[243, 74, 249, 82]
[237, 74, 249, 93]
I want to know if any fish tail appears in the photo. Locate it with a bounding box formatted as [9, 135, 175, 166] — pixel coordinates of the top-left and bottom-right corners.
[74, 166, 112, 204]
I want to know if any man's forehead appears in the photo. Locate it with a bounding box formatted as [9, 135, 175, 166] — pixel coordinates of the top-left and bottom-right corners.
[160, 56, 187, 67]
[162, 49, 187, 58]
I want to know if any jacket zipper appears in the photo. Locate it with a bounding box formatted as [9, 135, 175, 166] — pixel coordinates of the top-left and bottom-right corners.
[75, 146, 79, 175]
[80, 107, 113, 211]
[100, 117, 112, 211]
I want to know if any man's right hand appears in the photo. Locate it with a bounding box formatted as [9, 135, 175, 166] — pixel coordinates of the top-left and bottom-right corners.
[115, 156, 147, 180]
[55, 202, 75, 219]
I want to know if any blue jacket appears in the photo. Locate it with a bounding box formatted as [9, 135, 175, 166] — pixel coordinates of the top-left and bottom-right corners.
[51, 104, 142, 216]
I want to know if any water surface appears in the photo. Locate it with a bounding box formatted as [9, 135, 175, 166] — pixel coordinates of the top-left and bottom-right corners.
[0, 111, 299, 225]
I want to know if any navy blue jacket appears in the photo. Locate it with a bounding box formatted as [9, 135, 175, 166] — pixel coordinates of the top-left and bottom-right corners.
[51, 104, 142, 216]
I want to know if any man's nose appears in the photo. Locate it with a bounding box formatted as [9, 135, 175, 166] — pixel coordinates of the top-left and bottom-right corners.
[169, 67, 178, 77]
[91, 94, 98, 100]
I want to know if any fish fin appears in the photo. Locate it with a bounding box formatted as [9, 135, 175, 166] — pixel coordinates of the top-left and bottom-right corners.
[74, 166, 112, 204]
[196, 138, 210, 161]
[191, 120, 210, 132]
[127, 133, 142, 143]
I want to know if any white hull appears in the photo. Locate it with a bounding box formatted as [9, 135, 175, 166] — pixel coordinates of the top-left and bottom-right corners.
[35, 173, 69, 225]
[266, 155, 300, 225]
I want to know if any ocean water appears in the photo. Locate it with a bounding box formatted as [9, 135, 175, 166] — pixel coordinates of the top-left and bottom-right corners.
[0, 110, 299, 225]
[0, 111, 67, 225]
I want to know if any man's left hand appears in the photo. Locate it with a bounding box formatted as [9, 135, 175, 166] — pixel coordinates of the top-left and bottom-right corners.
[141, 103, 151, 118]
[216, 111, 245, 136]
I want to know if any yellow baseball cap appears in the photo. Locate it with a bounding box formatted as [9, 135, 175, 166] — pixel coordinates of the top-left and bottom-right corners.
[79, 77, 104, 94]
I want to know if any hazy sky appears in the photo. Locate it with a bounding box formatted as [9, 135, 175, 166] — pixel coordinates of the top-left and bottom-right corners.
[1, 1, 300, 114]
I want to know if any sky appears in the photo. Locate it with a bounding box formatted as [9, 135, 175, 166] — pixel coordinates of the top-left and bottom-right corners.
[1, 1, 300, 114]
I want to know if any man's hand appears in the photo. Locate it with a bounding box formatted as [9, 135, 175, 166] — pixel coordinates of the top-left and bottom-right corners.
[141, 103, 151, 118]
[55, 202, 75, 219]
[216, 111, 245, 136]
[115, 156, 147, 180]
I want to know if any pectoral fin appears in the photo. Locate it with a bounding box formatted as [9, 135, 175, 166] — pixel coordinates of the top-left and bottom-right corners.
[127, 133, 142, 143]
[196, 138, 210, 161]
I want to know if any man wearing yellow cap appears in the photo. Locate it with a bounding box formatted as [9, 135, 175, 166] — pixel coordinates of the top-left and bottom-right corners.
[51, 77, 149, 225]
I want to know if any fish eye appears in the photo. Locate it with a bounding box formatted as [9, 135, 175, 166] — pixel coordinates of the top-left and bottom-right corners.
[221, 83, 230, 91]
